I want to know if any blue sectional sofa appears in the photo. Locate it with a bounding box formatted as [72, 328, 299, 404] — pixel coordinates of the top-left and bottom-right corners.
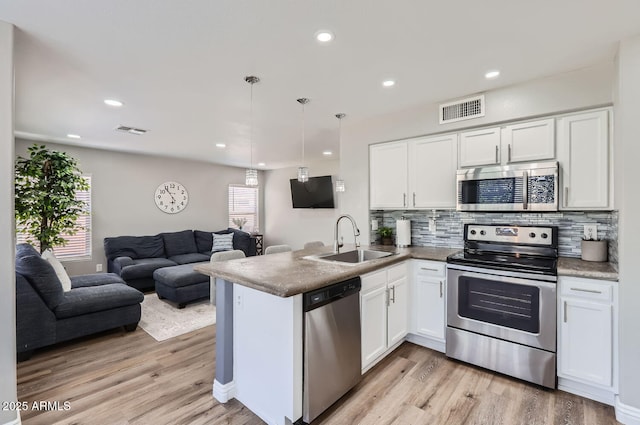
[104, 228, 256, 291]
[15, 243, 144, 361]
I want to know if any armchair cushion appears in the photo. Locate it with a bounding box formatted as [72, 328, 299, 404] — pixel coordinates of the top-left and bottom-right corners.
[161, 230, 198, 257]
[71, 273, 128, 288]
[15, 244, 64, 310]
[54, 284, 144, 319]
[104, 235, 165, 260]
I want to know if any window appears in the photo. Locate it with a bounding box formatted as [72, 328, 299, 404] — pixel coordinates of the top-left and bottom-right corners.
[16, 176, 92, 260]
[228, 184, 259, 233]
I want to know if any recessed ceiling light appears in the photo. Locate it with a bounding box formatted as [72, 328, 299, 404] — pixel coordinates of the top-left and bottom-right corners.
[104, 99, 123, 107]
[315, 30, 334, 43]
[485, 70, 500, 79]
[215, 143, 226, 148]
[382, 80, 396, 87]
[67, 134, 81, 139]
[323, 150, 333, 156]
[258, 162, 266, 167]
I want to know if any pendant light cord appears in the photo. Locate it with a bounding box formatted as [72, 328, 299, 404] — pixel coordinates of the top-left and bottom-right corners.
[301, 101, 305, 167]
[250, 81, 254, 168]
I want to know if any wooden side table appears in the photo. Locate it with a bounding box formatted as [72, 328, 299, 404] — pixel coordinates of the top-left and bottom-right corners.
[252, 234, 264, 255]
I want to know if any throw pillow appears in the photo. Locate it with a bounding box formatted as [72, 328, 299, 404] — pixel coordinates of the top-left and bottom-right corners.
[211, 233, 234, 253]
[41, 249, 72, 292]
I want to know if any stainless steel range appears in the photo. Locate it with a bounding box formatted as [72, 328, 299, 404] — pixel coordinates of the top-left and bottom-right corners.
[446, 224, 558, 388]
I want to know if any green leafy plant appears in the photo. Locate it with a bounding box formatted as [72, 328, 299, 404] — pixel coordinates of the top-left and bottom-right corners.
[377, 226, 393, 238]
[15, 144, 89, 253]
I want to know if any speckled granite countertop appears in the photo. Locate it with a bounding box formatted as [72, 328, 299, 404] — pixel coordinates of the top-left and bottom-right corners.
[557, 257, 618, 281]
[194, 245, 459, 297]
[194, 245, 618, 297]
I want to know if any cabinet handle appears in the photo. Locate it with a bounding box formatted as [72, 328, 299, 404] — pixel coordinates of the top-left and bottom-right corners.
[385, 288, 390, 307]
[508, 144, 512, 163]
[390, 285, 396, 303]
[403, 193, 406, 207]
[495, 145, 499, 164]
[522, 171, 528, 210]
[564, 301, 567, 322]
[564, 187, 569, 207]
[439, 281, 443, 298]
[413, 192, 416, 207]
[420, 267, 439, 272]
[570, 287, 602, 294]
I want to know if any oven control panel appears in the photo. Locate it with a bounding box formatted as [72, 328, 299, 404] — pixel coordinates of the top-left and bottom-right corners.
[466, 225, 555, 246]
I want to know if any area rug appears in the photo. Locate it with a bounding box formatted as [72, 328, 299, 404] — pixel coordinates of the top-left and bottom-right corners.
[139, 294, 216, 342]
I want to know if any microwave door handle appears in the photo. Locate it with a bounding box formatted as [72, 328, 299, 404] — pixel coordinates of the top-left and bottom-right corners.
[522, 171, 528, 210]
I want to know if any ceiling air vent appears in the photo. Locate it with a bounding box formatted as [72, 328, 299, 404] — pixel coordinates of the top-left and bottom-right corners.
[439, 95, 485, 124]
[116, 125, 148, 135]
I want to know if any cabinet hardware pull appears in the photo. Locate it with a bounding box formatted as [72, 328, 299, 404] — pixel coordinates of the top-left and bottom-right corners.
[522, 170, 528, 210]
[570, 287, 603, 294]
[564, 301, 567, 322]
[439, 281, 443, 298]
[403, 193, 406, 207]
[508, 144, 512, 162]
[413, 192, 416, 207]
[420, 267, 438, 272]
[390, 285, 396, 303]
[564, 187, 569, 207]
[495, 145, 499, 164]
[385, 288, 390, 307]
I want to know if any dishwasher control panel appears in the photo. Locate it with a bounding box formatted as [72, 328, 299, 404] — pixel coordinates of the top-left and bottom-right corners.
[303, 277, 361, 312]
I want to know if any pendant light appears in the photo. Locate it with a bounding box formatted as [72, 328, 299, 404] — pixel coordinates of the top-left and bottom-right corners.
[245, 75, 260, 187]
[335, 113, 346, 192]
[297, 97, 310, 182]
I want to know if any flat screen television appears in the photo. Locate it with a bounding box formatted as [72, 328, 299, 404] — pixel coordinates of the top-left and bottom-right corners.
[290, 176, 335, 208]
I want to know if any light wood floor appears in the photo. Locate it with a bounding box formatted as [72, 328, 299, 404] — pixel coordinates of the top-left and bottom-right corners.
[17, 325, 619, 425]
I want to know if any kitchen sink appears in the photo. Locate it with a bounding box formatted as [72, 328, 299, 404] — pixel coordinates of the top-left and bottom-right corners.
[305, 249, 395, 265]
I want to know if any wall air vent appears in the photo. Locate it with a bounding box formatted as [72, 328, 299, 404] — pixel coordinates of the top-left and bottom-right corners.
[439, 95, 485, 124]
[116, 125, 148, 135]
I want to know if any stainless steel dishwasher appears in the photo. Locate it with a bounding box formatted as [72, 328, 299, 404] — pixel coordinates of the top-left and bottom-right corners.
[303, 277, 362, 423]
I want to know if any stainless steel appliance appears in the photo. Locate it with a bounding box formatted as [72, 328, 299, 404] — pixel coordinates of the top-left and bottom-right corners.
[446, 224, 558, 388]
[303, 277, 362, 423]
[456, 161, 559, 211]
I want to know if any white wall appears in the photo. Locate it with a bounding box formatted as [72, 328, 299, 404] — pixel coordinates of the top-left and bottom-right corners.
[15, 139, 264, 276]
[0, 20, 18, 425]
[263, 160, 340, 249]
[614, 34, 640, 414]
[339, 61, 616, 245]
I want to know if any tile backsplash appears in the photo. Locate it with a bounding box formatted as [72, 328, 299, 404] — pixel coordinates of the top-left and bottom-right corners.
[370, 210, 618, 267]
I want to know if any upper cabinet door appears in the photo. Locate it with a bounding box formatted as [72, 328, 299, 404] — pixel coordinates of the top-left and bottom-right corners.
[370, 142, 408, 209]
[408, 134, 458, 209]
[458, 127, 501, 167]
[558, 110, 610, 210]
[502, 118, 555, 164]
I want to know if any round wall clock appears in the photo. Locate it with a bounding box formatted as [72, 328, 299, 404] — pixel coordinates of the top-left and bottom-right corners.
[154, 181, 189, 214]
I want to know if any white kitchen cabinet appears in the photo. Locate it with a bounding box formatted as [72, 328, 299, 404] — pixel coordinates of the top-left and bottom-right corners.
[407, 260, 447, 353]
[459, 127, 501, 167]
[408, 134, 458, 208]
[360, 262, 408, 371]
[502, 118, 555, 163]
[369, 142, 408, 209]
[557, 276, 617, 405]
[557, 109, 611, 210]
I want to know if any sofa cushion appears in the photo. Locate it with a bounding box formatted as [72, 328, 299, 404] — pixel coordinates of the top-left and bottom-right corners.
[103, 235, 165, 260]
[194, 230, 214, 253]
[119, 258, 178, 280]
[226, 228, 252, 256]
[212, 233, 234, 252]
[15, 243, 65, 310]
[161, 230, 198, 257]
[71, 273, 127, 288]
[41, 249, 72, 292]
[153, 263, 210, 288]
[168, 253, 211, 265]
[54, 284, 144, 319]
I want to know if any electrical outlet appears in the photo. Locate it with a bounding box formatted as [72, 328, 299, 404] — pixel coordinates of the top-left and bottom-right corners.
[96, 263, 103, 272]
[429, 219, 436, 232]
[584, 224, 598, 240]
[371, 219, 378, 231]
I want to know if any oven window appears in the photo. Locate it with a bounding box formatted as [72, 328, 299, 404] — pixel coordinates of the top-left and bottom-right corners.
[458, 276, 540, 333]
[459, 177, 524, 204]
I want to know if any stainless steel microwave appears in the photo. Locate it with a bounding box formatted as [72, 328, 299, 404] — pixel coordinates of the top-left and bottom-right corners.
[456, 161, 559, 211]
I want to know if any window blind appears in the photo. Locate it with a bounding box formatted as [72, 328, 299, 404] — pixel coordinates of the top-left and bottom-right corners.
[228, 184, 259, 233]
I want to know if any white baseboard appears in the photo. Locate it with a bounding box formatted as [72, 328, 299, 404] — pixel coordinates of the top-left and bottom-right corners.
[616, 396, 640, 425]
[405, 333, 445, 353]
[557, 377, 615, 406]
[1, 410, 21, 425]
[213, 379, 236, 403]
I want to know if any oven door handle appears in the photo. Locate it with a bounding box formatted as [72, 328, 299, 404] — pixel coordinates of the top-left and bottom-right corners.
[522, 170, 528, 210]
[446, 263, 557, 286]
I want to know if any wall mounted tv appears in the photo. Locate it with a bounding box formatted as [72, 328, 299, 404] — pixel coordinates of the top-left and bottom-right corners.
[290, 176, 335, 208]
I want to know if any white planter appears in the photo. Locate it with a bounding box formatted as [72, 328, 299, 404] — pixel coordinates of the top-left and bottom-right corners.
[581, 240, 608, 262]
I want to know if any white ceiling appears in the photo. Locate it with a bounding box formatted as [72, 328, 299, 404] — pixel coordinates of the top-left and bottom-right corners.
[2, 0, 640, 169]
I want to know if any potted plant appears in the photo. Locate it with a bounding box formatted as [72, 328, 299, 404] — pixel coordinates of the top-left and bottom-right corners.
[232, 217, 247, 230]
[378, 226, 394, 246]
[15, 144, 89, 252]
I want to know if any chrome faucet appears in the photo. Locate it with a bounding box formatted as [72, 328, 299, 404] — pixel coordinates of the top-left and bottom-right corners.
[334, 214, 361, 253]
